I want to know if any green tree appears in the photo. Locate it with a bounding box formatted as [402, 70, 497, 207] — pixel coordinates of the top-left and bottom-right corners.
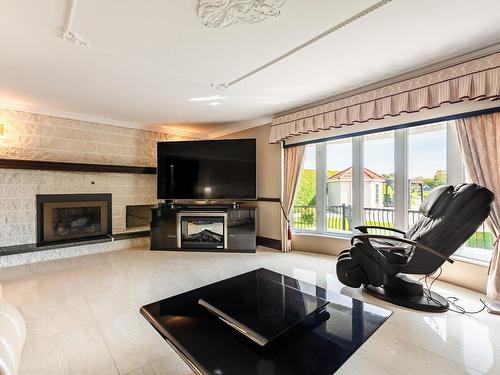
[294, 169, 316, 206]
[433, 170, 446, 187]
[327, 170, 339, 178]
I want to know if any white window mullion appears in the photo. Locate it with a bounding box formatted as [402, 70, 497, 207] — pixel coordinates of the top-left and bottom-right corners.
[316, 143, 326, 233]
[352, 136, 364, 229]
[394, 129, 409, 231]
[446, 121, 465, 185]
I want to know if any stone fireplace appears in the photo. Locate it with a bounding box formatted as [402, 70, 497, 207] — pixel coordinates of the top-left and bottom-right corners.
[0, 108, 195, 267]
[36, 194, 112, 246]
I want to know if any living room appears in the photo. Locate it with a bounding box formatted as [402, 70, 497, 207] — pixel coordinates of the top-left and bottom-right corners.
[1, 1, 500, 374]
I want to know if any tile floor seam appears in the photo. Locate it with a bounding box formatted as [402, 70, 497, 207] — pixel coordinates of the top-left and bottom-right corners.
[119, 354, 169, 375]
[6, 247, 496, 374]
[18, 320, 95, 352]
[5, 276, 96, 347]
[121, 358, 154, 375]
[95, 309, 171, 374]
[75, 268, 122, 375]
[379, 328, 488, 374]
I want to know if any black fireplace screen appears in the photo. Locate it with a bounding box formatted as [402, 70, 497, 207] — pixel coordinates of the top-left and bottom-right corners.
[52, 206, 102, 238]
[180, 216, 224, 249]
[37, 194, 112, 245]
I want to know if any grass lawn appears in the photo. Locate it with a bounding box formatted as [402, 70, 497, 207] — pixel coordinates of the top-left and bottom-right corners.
[466, 231, 494, 250]
[294, 216, 494, 250]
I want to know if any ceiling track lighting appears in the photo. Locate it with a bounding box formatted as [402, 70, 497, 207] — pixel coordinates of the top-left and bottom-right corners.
[209, 0, 392, 91]
[61, 0, 89, 47]
[57, 0, 391, 91]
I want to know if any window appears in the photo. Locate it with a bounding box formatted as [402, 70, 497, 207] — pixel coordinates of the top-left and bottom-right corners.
[457, 175, 495, 262]
[292, 145, 316, 230]
[408, 123, 447, 227]
[326, 139, 352, 233]
[460, 222, 494, 262]
[364, 131, 395, 228]
[292, 120, 494, 263]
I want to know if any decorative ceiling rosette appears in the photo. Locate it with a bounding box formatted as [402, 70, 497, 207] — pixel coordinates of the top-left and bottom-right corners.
[197, 0, 288, 28]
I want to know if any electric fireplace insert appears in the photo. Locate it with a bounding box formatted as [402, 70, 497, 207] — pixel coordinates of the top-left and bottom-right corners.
[177, 212, 227, 249]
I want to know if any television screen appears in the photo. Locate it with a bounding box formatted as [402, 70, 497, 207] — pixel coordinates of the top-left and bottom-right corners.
[157, 139, 256, 200]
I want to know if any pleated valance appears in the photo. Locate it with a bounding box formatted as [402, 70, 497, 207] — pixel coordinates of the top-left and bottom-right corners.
[269, 52, 500, 143]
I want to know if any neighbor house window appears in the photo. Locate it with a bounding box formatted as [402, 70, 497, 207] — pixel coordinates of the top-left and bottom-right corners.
[291, 120, 493, 263]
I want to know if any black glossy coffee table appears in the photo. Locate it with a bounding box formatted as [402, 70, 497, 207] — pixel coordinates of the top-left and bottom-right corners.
[140, 268, 392, 375]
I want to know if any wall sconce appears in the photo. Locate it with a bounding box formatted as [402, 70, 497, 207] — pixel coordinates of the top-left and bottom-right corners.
[0, 123, 4, 136]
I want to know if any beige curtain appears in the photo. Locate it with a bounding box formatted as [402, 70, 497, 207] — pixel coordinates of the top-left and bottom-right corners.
[270, 61, 500, 143]
[456, 113, 500, 306]
[282, 145, 305, 252]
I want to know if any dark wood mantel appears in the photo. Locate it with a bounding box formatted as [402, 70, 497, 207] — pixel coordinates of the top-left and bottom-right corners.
[0, 158, 156, 174]
[0, 158, 281, 202]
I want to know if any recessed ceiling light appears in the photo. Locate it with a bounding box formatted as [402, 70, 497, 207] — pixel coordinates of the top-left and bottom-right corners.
[208, 102, 221, 106]
[189, 95, 227, 102]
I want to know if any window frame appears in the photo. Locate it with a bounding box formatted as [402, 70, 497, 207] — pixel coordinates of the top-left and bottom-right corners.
[292, 121, 492, 264]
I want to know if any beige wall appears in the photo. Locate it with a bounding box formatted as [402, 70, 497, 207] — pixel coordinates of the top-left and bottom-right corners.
[292, 233, 349, 256]
[219, 124, 282, 241]
[440, 258, 488, 293]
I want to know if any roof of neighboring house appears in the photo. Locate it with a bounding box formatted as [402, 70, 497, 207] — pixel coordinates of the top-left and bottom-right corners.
[327, 167, 385, 182]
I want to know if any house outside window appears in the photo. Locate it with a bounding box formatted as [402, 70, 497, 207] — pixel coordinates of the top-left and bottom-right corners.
[325, 139, 353, 233]
[363, 131, 395, 228]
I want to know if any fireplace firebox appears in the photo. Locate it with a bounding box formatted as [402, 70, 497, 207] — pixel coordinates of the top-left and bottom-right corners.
[36, 194, 112, 246]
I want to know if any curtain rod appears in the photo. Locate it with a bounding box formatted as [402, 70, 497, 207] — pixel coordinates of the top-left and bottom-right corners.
[211, 0, 392, 91]
[275, 43, 500, 119]
[283, 106, 500, 148]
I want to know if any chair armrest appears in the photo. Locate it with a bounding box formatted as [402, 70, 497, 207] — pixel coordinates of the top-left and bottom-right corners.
[351, 234, 454, 264]
[355, 225, 406, 235]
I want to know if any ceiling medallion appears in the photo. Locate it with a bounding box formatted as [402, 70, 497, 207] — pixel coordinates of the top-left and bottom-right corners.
[197, 0, 288, 28]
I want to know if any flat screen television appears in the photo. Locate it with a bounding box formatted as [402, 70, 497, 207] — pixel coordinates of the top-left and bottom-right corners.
[157, 139, 256, 200]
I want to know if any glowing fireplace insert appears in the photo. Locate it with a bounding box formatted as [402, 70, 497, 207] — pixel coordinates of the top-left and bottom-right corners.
[176, 211, 227, 249]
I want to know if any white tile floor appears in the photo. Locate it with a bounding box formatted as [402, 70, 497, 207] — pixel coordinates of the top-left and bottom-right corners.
[1, 246, 498, 374]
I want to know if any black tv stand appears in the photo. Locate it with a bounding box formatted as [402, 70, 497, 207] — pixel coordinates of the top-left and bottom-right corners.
[159, 202, 241, 210]
[150, 205, 256, 253]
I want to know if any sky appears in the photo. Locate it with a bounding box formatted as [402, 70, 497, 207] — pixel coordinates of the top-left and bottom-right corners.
[303, 126, 447, 178]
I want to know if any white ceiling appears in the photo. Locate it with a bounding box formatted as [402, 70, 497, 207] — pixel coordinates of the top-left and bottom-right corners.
[1, 0, 500, 138]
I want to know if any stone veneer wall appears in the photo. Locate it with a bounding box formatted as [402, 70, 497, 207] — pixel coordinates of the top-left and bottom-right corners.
[0, 108, 194, 251]
[0, 170, 157, 247]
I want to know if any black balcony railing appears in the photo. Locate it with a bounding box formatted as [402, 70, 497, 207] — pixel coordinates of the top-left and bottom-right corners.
[292, 205, 317, 230]
[466, 222, 494, 250]
[292, 204, 493, 250]
[326, 205, 352, 231]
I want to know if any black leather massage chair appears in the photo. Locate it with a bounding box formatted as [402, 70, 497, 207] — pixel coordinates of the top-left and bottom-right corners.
[336, 183, 494, 312]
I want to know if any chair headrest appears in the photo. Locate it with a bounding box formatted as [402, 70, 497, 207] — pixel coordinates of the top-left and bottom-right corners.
[419, 185, 454, 218]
